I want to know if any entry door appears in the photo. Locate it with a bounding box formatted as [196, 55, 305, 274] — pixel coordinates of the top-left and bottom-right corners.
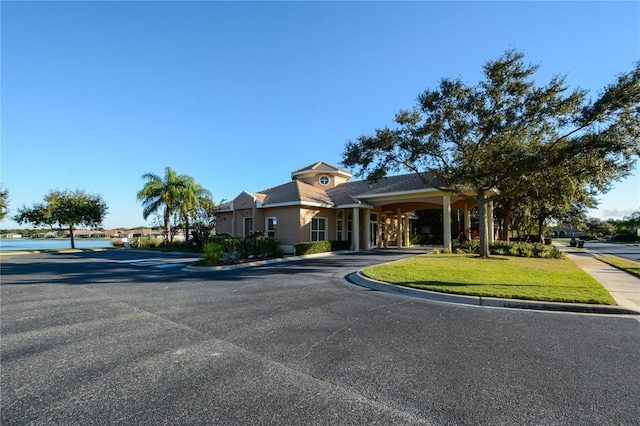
[369, 213, 378, 249]
[244, 217, 253, 236]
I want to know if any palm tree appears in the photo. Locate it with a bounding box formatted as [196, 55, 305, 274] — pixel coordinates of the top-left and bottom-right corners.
[137, 167, 207, 245]
[178, 181, 212, 244]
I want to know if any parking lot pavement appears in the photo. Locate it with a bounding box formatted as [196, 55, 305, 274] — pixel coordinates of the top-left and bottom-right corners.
[113, 256, 201, 268]
[2, 250, 640, 425]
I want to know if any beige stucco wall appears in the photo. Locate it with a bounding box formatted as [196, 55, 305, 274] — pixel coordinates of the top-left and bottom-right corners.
[215, 211, 233, 235]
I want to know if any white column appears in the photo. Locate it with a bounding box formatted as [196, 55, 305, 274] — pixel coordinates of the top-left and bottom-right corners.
[232, 210, 236, 236]
[487, 201, 494, 243]
[352, 207, 360, 251]
[396, 208, 402, 248]
[443, 195, 452, 250]
[363, 209, 371, 250]
[403, 214, 410, 247]
[382, 214, 391, 248]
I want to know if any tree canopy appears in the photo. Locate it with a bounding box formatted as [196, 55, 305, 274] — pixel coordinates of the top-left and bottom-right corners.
[13, 189, 108, 249]
[343, 49, 640, 257]
[0, 186, 8, 221]
[136, 167, 212, 245]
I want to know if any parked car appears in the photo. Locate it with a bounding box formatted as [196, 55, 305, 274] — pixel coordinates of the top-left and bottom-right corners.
[609, 233, 639, 242]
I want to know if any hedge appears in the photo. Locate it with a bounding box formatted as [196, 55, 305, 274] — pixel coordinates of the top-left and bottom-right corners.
[452, 240, 565, 259]
[294, 240, 351, 255]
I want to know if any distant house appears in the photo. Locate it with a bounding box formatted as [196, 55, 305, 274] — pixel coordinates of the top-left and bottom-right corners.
[1, 233, 22, 239]
[104, 229, 163, 239]
[61, 229, 107, 238]
[215, 161, 497, 252]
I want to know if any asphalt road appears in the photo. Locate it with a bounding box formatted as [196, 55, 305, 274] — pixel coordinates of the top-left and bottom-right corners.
[579, 241, 640, 263]
[2, 249, 639, 425]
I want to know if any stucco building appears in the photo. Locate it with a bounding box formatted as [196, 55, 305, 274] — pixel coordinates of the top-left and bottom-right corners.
[215, 161, 495, 252]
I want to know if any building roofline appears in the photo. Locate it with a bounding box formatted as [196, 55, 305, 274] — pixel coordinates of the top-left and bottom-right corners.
[261, 201, 334, 209]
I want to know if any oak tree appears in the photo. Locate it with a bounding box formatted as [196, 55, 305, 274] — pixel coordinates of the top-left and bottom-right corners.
[14, 189, 108, 249]
[343, 50, 639, 257]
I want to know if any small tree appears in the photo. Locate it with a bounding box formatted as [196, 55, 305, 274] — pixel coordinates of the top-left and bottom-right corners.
[14, 189, 108, 249]
[0, 186, 8, 220]
[190, 196, 217, 249]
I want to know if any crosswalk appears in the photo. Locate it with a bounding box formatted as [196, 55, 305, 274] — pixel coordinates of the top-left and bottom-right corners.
[114, 257, 201, 269]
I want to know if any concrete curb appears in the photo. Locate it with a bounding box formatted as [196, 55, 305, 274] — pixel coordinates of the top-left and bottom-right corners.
[182, 250, 352, 272]
[347, 271, 640, 316]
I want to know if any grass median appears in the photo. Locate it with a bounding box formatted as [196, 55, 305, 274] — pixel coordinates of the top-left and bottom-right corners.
[361, 254, 616, 305]
[595, 255, 640, 278]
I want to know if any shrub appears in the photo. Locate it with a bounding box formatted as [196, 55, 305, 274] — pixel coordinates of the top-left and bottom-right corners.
[293, 240, 352, 255]
[130, 236, 164, 248]
[451, 240, 565, 259]
[459, 239, 480, 254]
[294, 240, 332, 255]
[202, 242, 223, 266]
[330, 240, 352, 251]
[111, 238, 125, 247]
[411, 234, 442, 245]
[207, 232, 278, 261]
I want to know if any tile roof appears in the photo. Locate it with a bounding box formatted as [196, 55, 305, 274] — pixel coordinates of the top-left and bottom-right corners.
[215, 162, 444, 212]
[253, 173, 439, 208]
[256, 180, 333, 206]
[326, 173, 437, 205]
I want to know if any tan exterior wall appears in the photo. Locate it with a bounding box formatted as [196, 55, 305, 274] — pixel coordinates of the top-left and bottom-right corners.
[215, 205, 343, 252]
[216, 211, 233, 235]
[295, 173, 349, 190]
[259, 206, 301, 245]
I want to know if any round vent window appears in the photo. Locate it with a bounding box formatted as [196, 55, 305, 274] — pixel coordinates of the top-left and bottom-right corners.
[319, 175, 330, 186]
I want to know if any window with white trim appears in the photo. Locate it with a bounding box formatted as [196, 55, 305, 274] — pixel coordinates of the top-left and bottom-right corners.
[266, 217, 276, 238]
[311, 217, 328, 241]
[319, 175, 330, 186]
[336, 211, 344, 240]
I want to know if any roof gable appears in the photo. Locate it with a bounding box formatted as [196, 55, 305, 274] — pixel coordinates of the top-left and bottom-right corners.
[291, 161, 352, 180]
[257, 180, 333, 207]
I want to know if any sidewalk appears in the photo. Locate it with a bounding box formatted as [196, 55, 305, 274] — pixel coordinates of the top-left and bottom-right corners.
[559, 246, 640, 313]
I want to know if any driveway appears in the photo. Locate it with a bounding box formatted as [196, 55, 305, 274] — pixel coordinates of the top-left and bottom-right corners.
[2, 250, 639, 425]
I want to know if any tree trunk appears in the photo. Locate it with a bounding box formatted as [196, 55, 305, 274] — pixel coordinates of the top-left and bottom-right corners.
[184, 214, 190, 245]
[477, 192, 490, 258]
[69, 227, 75, 249]
[502, 197, 513, 242]
[537, 216, 545, 241]
[164, 208, 172, 246]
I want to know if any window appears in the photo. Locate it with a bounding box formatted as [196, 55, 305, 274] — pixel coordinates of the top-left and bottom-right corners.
[311, 217, 328, 241]
[266, 217, 276, 238]
[319, 175, 330, 186]
[337, 210, 352, 241]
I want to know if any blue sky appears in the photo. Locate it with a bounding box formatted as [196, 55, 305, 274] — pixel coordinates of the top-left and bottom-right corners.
[2, 1, 639, 229]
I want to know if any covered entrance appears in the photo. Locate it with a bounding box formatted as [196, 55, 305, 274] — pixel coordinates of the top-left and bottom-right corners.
[343, 188, 496, 251]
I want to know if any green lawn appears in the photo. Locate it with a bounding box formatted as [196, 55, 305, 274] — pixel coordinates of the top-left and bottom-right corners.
[362, 254, 616, 305]
[595, 255, 640, 278]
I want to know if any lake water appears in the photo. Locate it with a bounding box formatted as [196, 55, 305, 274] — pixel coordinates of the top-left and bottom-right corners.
[0, 239, 114, 251]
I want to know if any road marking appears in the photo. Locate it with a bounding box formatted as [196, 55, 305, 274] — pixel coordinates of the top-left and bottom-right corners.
[152, 263, 186, 269]
[113, 257, 198, 269]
